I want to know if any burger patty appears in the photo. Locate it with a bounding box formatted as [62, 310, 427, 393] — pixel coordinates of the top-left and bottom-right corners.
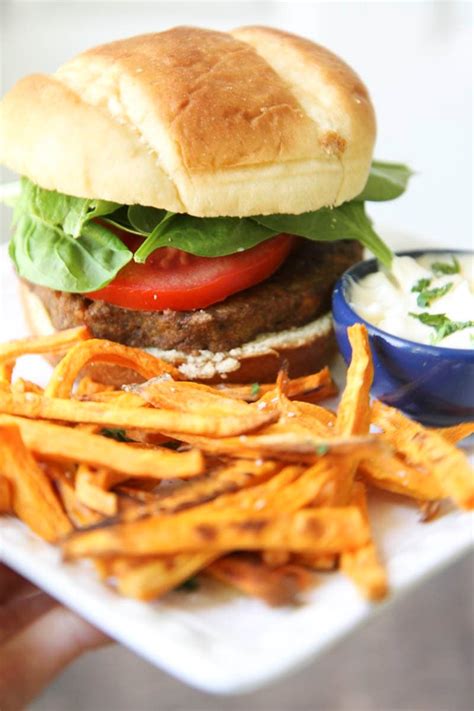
[27, 240, 362, 353]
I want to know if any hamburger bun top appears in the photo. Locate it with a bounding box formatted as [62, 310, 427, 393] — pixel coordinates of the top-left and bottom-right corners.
[0, 26, 376, 217]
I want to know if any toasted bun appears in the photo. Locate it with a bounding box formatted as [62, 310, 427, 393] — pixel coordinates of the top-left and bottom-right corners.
[1, 26, 375, 217]
[20, 282, 337, 385]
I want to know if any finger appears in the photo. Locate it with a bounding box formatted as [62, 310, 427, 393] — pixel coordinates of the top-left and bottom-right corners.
[0, 565, 35, 604]
[0, 590, 57, 644]
[0, 606, 110, 711]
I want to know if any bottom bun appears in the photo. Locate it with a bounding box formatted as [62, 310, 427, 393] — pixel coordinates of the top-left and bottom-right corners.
[20, 282, 337, 386]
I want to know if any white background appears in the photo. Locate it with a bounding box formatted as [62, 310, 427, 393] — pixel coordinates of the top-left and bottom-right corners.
[0, 1, 472, 248]
[0, 3, 473, 711]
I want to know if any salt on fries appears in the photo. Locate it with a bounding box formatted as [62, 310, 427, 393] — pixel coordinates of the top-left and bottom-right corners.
[0, 325, 472, 606]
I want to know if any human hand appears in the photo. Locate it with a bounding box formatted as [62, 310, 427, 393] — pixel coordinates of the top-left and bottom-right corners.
[0, 564, 109, 711]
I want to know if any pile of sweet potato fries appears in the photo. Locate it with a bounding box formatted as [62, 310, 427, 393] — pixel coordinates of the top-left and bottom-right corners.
[0, 324, 472, 606]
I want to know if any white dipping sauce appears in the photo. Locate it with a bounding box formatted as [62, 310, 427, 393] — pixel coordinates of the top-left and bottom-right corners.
[350, 253, 474, 348]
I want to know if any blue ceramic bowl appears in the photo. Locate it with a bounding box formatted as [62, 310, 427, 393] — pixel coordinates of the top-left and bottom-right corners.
[332, 249, 474, 427]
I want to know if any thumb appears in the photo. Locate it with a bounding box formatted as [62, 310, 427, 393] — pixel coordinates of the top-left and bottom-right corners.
[0, 605, 109, 711]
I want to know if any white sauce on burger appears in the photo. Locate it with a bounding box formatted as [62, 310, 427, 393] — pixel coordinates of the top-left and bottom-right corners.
[144, 312, 333, 379]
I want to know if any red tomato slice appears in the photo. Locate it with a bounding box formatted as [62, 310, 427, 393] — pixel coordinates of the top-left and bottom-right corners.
[88, 234, 294, 311]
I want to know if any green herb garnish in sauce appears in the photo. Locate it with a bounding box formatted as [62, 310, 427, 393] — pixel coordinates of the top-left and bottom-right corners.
[409, 312, 474, 344]
[431, 256, 461, 276]
[414, 282, 453, 308]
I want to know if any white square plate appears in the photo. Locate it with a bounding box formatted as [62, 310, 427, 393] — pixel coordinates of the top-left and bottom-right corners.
[0, 235, 472, 695]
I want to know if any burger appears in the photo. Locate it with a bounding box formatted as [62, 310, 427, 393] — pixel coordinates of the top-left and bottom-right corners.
[0, 26, 411, 384]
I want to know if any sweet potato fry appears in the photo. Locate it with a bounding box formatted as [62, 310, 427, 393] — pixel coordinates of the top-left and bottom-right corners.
[207, 553, 314, 606]
[0, 425, 72, 541]
[340, 482, 388, 601]
[435, 422, 474, 445]
[327, 324, 374, 504]
[92, 469, 142, 491]
[63, 506, 369, 558]
[0, 390, 277, 437]
[45, 339, 181, 398]
[0, 415, 203, 480]
[280, 400, 336, 436]
[372, 401, 474, 509]
[418, 500, 442, 523]
[341, 542, 388, 600]
[359, 453, 443, 501]
[336, 324, 373, 437]
[212, 368, 337, 403]
[93, 558, 115, 580]
[1, 324, 470, 608]
[115, 553, 218, 600]
[262, 551, 291, 567]
[75, 376, 116, 397]
[0, 326, 90, 364]
[115, 485, 159, 504]
[281, 368, 338, 402]
[55, 478, 104, 528]
[0, 475, 12, 513]
[123, 465, 300, 528]
[78, 391, 147, 408]
[293, 553, 337, 571]
[75, 465, 118, 516]
[174, 429, 384, 463]
[128, 377, 277, 421]
[272, 460, 348, 570]
[234, 460, 342, 515]
[0, 362, 15, 386]
[121, 460, 279, 522]
[12, 379, 44, 395]
[74, 423, 103, 435]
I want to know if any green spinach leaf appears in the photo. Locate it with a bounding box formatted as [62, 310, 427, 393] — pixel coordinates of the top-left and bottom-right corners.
[355, 160, 414, 202]
[102, 206, 144, 236]
[15, 178, 119, 238]
[127, 205, 171, 234]
[6, 162, 413, 290]
[10, 214, 132, 292]
[253, 202, 393, 266]
[133, 214, 277, 264]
